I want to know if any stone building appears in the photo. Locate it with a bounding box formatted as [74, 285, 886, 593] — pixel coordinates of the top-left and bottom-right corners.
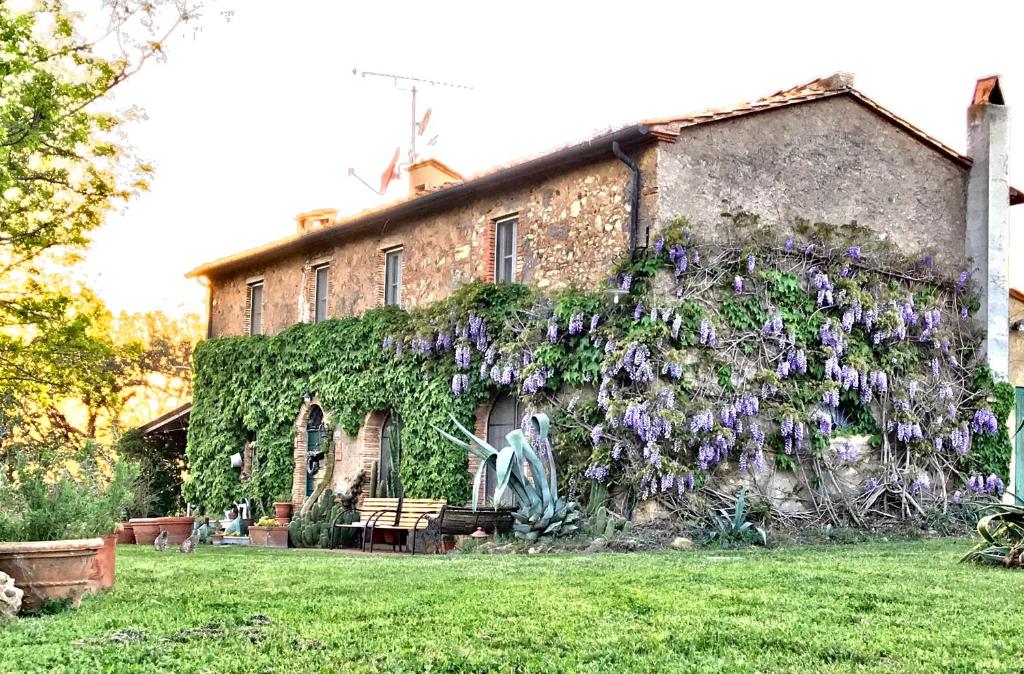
[187, 73, 1022, 508]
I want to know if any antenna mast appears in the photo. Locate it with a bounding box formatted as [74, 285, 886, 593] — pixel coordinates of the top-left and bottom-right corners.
[352, 68, 473, 166]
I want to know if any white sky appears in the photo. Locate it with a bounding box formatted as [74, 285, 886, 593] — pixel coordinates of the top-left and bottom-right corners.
[80, 0, 1024, 316]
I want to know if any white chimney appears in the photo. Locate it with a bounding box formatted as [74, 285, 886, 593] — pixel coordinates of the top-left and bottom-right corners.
[965, 75, 1011, 381]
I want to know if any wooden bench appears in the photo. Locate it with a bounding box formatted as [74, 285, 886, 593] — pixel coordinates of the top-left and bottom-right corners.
[435, 505, 516, 538]
[334, 497, 446, 554]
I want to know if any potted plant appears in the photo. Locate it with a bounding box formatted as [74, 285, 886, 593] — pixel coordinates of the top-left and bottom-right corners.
[250, 516, 289, 548]
[0, 449, 136, 611]
[211, 532, 225, 545]
[129, 513, 195, 545]
[273, 492, 293, 524]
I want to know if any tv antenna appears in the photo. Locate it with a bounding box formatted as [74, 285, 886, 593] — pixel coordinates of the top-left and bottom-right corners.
[349, 68, 474, 194]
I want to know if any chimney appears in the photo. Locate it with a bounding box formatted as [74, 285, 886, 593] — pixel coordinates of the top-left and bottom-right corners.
[965, 75, 1011, 381]
[296, 208, 338, 235]
[407, 159, 462, 196]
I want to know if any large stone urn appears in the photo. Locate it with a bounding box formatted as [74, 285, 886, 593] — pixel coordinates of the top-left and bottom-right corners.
[0, 538, 103, 610]
[89, 527, 120, 592]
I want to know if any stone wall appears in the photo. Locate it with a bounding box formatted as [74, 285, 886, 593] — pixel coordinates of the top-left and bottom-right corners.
[654, 95, 969, 272]
[208, 151, 654, 338]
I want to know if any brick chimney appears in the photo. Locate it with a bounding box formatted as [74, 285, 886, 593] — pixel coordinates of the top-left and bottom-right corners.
[965, 75, 1011, 381]
[296, 208, 337, 235]
[407, 159, 462, 196]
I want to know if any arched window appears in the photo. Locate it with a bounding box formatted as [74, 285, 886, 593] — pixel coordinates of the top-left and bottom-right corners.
[305, 405, 327, 496]
[485, 395, 522, 505]
[379, 412, 403, 496]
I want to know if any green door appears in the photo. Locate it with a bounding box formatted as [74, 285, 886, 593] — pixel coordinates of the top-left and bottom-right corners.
[306, 405, 326, 497]
[1015, 388, 1024, 506]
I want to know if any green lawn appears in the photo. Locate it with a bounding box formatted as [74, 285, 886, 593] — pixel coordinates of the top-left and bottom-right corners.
[2, 539, 1022, 673]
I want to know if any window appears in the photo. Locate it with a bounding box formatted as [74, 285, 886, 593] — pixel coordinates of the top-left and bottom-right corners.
[485, 394, 522, 506]
[314, 265, 329, 323]
[384, 249, 402, 306]
[494, 216, 517, 283]
[248, 282, 263, 335]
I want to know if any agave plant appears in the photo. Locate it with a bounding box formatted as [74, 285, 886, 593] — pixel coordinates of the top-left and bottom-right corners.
[434, 412, 581, 541]
[709, 487, 767, 546]
[961, 501, 1024, 567]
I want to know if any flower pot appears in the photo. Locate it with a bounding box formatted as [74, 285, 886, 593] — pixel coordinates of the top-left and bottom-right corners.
[250, 526, 289, 549]
[211, 534, 224, 546]
[89, 530, 119, 592]
[0, 538, 104, 611]
[116, 522, 135, 545]
[273, 502, 293, 521]
[129, 517, 195, 545]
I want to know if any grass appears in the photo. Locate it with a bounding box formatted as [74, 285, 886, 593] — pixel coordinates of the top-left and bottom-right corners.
[2, 539, 1023, 673]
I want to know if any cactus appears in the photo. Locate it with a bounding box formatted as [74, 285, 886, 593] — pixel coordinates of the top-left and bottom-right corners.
[369, 461, 378, 498]
[593, 506, 607, 535]
[603, 518, 618, 539]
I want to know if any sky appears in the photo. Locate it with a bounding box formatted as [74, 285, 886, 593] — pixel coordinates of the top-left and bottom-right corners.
[79, 1, 1024, 316]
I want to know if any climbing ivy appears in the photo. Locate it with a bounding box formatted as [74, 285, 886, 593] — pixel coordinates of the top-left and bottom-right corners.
[186, 212, 1014, 525]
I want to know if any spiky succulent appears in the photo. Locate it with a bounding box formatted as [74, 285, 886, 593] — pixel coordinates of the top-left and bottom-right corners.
[435, 412, 581, 541]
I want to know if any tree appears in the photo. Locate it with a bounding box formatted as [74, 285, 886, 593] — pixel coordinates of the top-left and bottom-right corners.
[0, 2, 204, 453]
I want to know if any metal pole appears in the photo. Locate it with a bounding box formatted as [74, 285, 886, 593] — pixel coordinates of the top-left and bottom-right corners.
[409, 86, 417, 165]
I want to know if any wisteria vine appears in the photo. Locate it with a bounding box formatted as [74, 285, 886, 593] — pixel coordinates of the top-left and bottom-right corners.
[383, 215, 1013, 525]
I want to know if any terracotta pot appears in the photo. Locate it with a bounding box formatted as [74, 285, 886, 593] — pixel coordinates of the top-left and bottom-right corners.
[0, 538, 103, 610]
[249, 526, 288, 549]
[129, 517, 195, 545]
[273, 502, 293, 521]
[211, 534, 224, 546]
[275, 516, 290, 526]
[89, 530, 119, 591]
[116, 522, 135, 545]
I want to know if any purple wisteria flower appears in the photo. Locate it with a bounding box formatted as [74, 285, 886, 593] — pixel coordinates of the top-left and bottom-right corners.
[633, 303, 644, 321]
[590, 425, 604, 446]
[654, 235, 665, 255]
[784, 238, 794, 252]
[823, 388, 840, 407]
[956, 271, 970, 294]
[960, 307, 969, 321]
[589, 314, 601, 333]
[952, 490, 962, 505]
[669, 245, 688, 277]
[546, 321, 559, 343]
[847, 246, 862, 261]
[451, 373, 470, 395]
[950, 425, 970, 455]
[907, 380, 920, 400]
[813, 272, 834, 306]
[910, 471, 931, 495]
[837, 440, 858, 464]
[971, 408, 999, 435]
[734, 276, 744, 294]
[763, 314, 784, 337]
[699, 319, 716, 346]
[671, 314, 682, 339]
[522, 368, 550, 395]
[747, 255, 756, 274]
[454, 344, 472, 369]
[986, 474, 1005, 495]
[817, 411, 833, 436]
[805, 243, 816, 256]
[619, 272, 633, 292]
[568, 313, 584, 336]
[584, 464, 610, 482]
[668, 362, 683, 379]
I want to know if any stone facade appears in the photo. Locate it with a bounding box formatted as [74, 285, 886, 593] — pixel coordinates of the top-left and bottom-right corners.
[654, 96, 969, 271]
[208, 152, 654, 338]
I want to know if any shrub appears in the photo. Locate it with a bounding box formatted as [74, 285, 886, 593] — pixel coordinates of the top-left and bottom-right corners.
[0, 444, 138, 541]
